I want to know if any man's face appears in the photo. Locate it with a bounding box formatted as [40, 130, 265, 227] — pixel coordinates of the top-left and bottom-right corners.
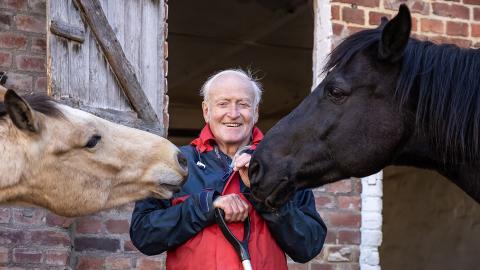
[202, 74, 258, 149]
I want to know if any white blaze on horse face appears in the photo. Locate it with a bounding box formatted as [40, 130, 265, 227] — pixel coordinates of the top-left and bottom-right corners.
[0, 102, 187, 217]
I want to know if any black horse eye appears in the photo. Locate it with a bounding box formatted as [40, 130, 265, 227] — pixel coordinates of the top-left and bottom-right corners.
[85, 135, 101, 149]
[326, 87, 347, 104]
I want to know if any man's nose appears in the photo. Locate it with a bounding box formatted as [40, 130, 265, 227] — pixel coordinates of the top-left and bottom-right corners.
[227, 105, 240, 118]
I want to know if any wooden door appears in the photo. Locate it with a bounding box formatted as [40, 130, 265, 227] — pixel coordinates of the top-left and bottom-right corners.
[47, 0, 168, 135]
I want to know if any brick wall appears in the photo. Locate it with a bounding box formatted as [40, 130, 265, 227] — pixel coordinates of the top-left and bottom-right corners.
[331, 0, 480, 49]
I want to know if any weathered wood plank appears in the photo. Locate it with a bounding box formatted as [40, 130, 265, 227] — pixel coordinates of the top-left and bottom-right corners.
[48, 0, 70, 97]
[73, 0, 160, 124]
[50, 19, 85, 43]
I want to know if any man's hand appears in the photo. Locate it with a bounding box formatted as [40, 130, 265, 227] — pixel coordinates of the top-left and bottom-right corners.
[233, 153, 251, 188]
[213, 194, 249, 222]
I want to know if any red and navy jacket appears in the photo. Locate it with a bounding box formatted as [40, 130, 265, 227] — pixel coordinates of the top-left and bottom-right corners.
[130, 125, 327, 269]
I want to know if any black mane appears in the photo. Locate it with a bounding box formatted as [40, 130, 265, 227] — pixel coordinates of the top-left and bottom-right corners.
[324, 28, 480, 163]
[0, 93, 62, 120]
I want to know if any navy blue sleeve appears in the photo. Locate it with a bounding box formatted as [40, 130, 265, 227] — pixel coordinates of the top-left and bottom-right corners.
[129, 190, 218, 256]
[251, 189, 327, 263]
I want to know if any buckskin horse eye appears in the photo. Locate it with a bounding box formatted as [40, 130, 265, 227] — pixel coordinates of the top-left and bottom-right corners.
[85, 134, 102, 148]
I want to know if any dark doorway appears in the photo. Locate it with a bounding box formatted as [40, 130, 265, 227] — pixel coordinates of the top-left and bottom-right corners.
[167, 0, 314, 145]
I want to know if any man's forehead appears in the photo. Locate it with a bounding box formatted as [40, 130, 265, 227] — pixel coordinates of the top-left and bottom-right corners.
[208, 75, 255, 100]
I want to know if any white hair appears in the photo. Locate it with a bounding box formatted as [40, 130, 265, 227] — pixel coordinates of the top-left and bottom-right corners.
[200, 69, 263, 107]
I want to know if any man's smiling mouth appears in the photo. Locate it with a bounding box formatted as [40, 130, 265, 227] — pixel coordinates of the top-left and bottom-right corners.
[224, 123, 242, 127]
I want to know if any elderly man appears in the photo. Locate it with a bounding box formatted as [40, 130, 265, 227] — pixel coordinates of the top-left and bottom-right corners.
[130, 69, 327, 269]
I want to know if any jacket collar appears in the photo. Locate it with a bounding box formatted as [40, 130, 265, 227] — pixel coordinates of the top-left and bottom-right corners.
[191, 124, 263, 153]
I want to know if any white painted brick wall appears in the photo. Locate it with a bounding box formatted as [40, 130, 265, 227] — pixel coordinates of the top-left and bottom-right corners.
[361, 172, 383, 270]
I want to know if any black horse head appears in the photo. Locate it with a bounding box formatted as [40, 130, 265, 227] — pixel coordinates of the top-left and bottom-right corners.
[249, 4, 480, 209]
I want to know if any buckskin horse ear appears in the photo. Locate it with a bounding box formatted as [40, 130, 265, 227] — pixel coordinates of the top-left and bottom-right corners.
[378, 4, 411, 62]
[4, 89, 39, 132]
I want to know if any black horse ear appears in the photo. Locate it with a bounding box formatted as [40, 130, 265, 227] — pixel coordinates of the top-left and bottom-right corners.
[4, 90, 39, 132]
[378, 4, 411, 62]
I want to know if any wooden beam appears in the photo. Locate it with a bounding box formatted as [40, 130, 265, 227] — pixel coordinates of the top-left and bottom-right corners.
[73, 0, 160, 124]
[50, 19, 85, 43]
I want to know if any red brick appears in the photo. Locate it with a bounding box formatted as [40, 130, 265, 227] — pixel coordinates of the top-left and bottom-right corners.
[0, 0, 27, 10]
[74, 237, 120, 252]
[347, 26, 368, 35]
[464, 0, 480, 5]
[0, 247, 8, 264]
[0, 13, 12, 30]
[32, 37, 46, 53]
[420, 18, 444, 34]
[472, 24, 480, 37]
[338, 196, 361, 211]
[335, 0, 379, 8]
[311, 263, 335, 270]
[446, 21, 469, 37]
[332, 23, 344, 36]
[323, 212, 361, 228]
[475, 8, 480, 21]
[31, 230, 71, 246]
[13, 248, 42, 264]
[105, 257, 132, 270]
[2, 72, 33, 92]
[432, 3, 469, 20]
[76, 217, 102, 234]
[331, 5, 340, 20]
[0, 33, 27, 49]
[342, 7, 365, 25]
[28, 0, 46, 15]
[325, 179, 352, 193]
[45, 250, 70, 266]
[324, 230, 337, 244]
[0, 52, 12, 67]
[338, 230, 361, 245]
[288, 263, 309, 270]
[137, 258, 165, 270]
[34, 76, 47, 92]
[105, 219, 129, 234]
[13, 207, 45, 225]
[123, 240, 138, 252]
[14, 14, 45, 34]
[411, 1, 429, 15]
[46, 213, 74, 228]
[16, 55, 45, 72]
[76, 256, 105, 270]
[411, 17, 418, 33]
[315, 195, 336, 209]
[0, 230, 26, 245]
[369, 11, 391, 26]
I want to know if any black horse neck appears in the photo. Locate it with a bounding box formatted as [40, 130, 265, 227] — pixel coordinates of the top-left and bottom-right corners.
[392, 134, 480, 203]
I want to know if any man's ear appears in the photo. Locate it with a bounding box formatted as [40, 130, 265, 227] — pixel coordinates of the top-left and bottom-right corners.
[202, 101, 210, 123]
[254, 106, 259, 123]
[378, 4, 411, 62]
[4, 89, 39, 132]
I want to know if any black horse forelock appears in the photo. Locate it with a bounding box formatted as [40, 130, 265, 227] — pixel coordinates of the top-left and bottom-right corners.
[323, 28, 480, 163]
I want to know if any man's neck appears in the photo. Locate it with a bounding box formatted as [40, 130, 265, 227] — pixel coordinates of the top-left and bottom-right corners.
[217, 141, 249, 158]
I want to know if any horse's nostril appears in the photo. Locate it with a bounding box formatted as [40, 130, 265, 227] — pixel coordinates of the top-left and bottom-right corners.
[177, 151, 188, 172]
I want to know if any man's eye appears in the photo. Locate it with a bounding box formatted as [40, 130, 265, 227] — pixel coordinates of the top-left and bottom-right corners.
[85, 135, 101, 149]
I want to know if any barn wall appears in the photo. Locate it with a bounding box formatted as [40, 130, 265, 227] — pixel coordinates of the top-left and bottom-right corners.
[0, 0, 167, 269]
